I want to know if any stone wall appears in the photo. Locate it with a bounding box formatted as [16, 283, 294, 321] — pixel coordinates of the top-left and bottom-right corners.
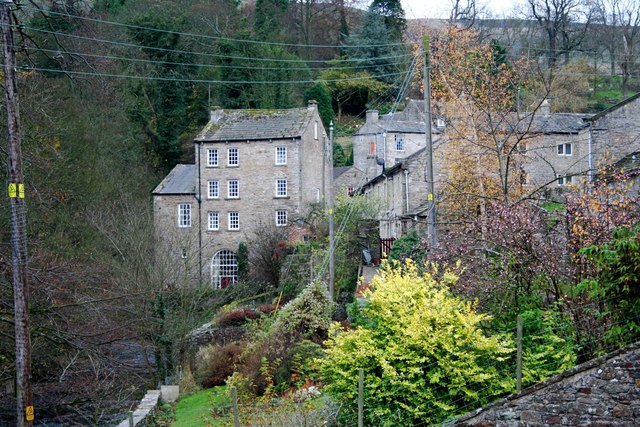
[453, 342, 640, 426]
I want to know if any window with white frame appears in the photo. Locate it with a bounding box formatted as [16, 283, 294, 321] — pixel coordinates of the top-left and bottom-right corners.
[557, 143, 572, 156]
[207, 180, 219, 199]
[228, 212, 239, 230]
[557, 175, 573, 186]
[314, 121, 318, 140]
[227, 147, 239, 166]
[178, 203, 191, 227]
[275, 146, 287, 165]
[208, 211, 219, 230]
[211, 249, 237, 289]
[394, 134, 405, 151]
[207, 148, 219, 167]
[276, 210, 288, 226]
[276, 178, 287, 197]
[227, 180, 239, 198]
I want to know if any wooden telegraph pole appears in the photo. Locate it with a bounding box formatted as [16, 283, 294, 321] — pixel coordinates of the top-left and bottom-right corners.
[423, 35, 437, 249]
[328, 121, 335, 301]
[1, 1, 34, 425]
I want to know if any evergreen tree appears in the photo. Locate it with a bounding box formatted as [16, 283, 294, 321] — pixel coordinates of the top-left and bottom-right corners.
[126, 13, 207, 171]
[344, 5, 409, 91]
[304, 82, 334, 128]
[369, 0, 407, 43]
[255, 0, 289, 40]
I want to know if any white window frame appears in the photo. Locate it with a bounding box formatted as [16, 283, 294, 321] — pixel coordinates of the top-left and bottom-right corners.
[178, 203, 192, 228]
[557, 175, 573, 186]
[557, 143, 572, 156]
[207, 180, 219, 199]
[228, 212, 240, 230]
[211, 249, 238, 289]
[276, 210, 288, 226]
[394, 134, 405, 151]
[207, 148, 219, 167]
[227, 179, 239, 198]
[208, 211, 220, 231]
[276, 178, 288, 197]
[227, 147, 239, 166]
[275, 146, 287, 165]
[314, 121, 319, 140]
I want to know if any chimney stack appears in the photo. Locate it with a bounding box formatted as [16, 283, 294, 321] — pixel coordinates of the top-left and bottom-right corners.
[308, 99, 318, 110]
[366, 110, 379, 124]
[540, 99, 550, 117]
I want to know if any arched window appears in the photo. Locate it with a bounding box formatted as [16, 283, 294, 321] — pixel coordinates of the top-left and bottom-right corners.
[211, 250, 238, 289]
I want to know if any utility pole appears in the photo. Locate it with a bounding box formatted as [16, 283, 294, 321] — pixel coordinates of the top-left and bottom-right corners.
[328, 122, 335, 301]
[423, 35, 437, 249]
[1, 1, 33, 426]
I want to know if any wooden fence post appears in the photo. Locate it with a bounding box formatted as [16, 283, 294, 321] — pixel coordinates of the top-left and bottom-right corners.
[231, 386, 240, 427]
[358, 368, 364, 427]
[517, 314, 523, 393]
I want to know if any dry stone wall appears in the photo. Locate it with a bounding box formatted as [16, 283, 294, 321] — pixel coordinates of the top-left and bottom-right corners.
[453, 342, 640, 426]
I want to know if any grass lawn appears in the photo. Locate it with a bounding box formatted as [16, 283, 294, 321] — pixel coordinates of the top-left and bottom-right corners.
[172, 386, 230, 427]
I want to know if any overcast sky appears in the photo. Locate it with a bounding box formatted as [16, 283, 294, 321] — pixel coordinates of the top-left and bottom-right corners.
[400, 0, 524, 20]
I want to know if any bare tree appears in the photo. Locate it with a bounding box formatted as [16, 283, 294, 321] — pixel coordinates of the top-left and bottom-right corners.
[525, 0, 594, 67]
[614, 0, 640, 96]
[448, 0, 485, 28]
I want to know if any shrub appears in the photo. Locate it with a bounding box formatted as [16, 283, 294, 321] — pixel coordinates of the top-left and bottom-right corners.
[270, 281, 334, 341]
[232, 282, 334, 396]
[318, 260, 514, 426]
[216, 307, 261, 327]
[194, 342, 243, 388]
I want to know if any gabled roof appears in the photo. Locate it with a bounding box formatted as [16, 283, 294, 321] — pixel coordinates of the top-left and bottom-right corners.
[195, 106, 316, 142]
[152, 164, 196, 195]
[587, 92, 640, 122]
[528, 113, 592, 134]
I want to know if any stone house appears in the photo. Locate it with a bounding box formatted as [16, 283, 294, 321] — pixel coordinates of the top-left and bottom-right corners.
[353, 100, 444, 181]
[524, 93, 640, 193]
[358, 144, 446, 242]
[355, 93, 640, 245]
[153, 101, 329, 287]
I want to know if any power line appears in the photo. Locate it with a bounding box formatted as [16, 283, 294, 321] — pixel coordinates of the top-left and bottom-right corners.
[18, 24, 415, 64]
[19, 65, 411, 84]
[17, 45, 416, 72]
[18, 4, 410, 50]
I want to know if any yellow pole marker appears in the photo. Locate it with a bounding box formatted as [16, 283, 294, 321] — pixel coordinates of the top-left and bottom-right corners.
[26, 405, 34, 422]
[18, 183, 24, 199]
[8, 183, 16, 198]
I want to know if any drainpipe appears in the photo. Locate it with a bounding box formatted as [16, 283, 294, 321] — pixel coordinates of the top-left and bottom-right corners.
[197, 142, 203, 283]
[404, 169, 410, 214]
[588, 124, 594, 183]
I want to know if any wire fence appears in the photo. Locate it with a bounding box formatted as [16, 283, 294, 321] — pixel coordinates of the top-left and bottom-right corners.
[164, 296, 640, 426]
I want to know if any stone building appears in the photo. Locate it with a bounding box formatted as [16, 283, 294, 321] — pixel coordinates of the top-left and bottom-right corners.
[355, 93, 640, 244]
[353, 100, 445, 181]
[153, 101, 329, 287]
[358, 143, 446, 241]
[523, 93, 640, 193]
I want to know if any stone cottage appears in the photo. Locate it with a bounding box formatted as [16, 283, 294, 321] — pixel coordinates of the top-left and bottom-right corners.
[153, 101, 329, 287]
[524, 93, 640, 193]
[353, 100, 445, 181]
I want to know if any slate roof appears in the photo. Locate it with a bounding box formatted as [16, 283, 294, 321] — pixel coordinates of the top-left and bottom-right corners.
[152, 164, 196, 195]
[527, 113, 591, 134]
[333, 166, 352, 180]
[195, 107, 314, 142]
[356, 112, 431, 135]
